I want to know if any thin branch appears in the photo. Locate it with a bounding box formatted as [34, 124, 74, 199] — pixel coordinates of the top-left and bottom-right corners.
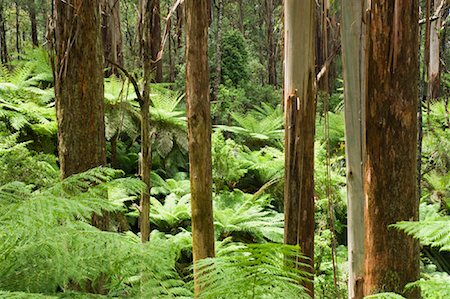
[105, 58, 144, 107]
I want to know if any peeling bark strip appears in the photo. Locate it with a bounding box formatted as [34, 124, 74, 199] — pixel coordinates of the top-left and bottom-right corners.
[364, 1, 420, 298]
[185, 0, 215, 296]
[283, 0, 316, 297]
[341, 0, 366, 298]
[53, 0, 106, 179]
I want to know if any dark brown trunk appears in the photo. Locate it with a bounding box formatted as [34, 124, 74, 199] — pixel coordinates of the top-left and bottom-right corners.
[151, 0, 162, 82]
[53, 0, 106, 179]
[101, 0, 123, 76]
[364, 1, 420, 298]
[238, 0, 244, 34]
[176, 3, 183, 50]
[284, 1, 316, 297]
[168, 11, 175, 83]
[266, 0, 276, 85]
[0, 3, 8, 64]
[212, 0, 223, 102]
[15, 2, 20, 56]
[185, 0, 215, 295]
[138, 0, 152, 243]
[29, 0, 38, 47]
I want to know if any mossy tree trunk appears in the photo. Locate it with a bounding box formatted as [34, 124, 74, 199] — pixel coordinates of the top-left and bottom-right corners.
[0, 3, 8, 64]
[364, 1, 420, 297]
[283, 0, 316, 297]
[185, 0, 215, 296]
[53, 0, 106, 179]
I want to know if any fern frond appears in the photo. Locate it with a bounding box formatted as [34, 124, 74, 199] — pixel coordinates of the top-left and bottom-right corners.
[196, 243, 310, 299]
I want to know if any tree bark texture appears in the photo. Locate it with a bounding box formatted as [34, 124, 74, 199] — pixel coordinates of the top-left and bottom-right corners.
[15, 2, 20, 55]
[341, 1, 366, 298]
[283, 0, 316, 297]
[429, 0, 442, 99]
[0, 3, 8, 64]
[266, 0, 276, 85]
[29, 0, 39, 46]
[151, 0, 162, 82]
[53, 0, 106, 179]
[101, 0, 123, 76]
[138, 0, 152, 243]
[364, 1, 420, 297]
[185, 0, 215, 296]
[212, 0, 223, 102]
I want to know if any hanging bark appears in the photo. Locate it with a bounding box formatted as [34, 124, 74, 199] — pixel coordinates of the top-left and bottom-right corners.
[364, 1, 420, 297]
[185, 0, 215, 295]
[151, 0, 163, 82]
[283, 0, 316, 297]
[138, 0, 152, 243]
[28, 0, 38, 47]
[0, 3, 8, 64]
[341, 1, 366, 298]
[53, 0, 106, 179]
[429, 0, 443, 99]
[266, 0, 276, 85]
[101, 0, 123, 76]
[212, 0, 223, 102]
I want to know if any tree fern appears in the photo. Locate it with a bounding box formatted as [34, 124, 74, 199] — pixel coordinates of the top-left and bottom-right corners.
[0, 168, 190, 297]
[214, 190, 284, 243]
[195, 243, 310, 299]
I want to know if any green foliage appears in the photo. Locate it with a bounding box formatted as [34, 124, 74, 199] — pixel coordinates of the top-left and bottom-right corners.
[0, 168, 190, 298]
[215, 103, 283, 148]
[406, 272, 450, 299]
[221, 30, 249, 86]
[364, 293, 406, 299]
[0, 55, 56, 137]
[0, 132, 57, 187]
[393, 217, 450, 251]
[214, 190, 283, 243]
[212, 131, 251, 190]
[196, 243, 310, 299]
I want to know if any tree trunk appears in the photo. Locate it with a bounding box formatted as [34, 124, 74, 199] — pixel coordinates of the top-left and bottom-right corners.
[53, 0, 106, 179]
[266, 0, 276, 86]
[151, 0, 162, 82]
[238, 0, 244, 34]
[212, 0, 223, 102]
[341, 1, 366, 298]
[15, 2, 20, 56]
[185, 0, 215, 296]
[429, 0, 442, 99]
[138, 0, 152, 243]
[0, 3, 8, 64]
[283, 0, 316, 297]
[101, 0, 123, 76]
[364, 1, 420, 297]
[28, 0, 38, 47]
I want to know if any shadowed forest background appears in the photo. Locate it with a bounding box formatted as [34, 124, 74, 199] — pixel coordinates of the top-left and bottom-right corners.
[0, 0, 449, 298]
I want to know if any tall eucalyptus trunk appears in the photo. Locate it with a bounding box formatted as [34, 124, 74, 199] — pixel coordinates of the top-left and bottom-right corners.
[101, 0, 123, 76]
[429, 0, 442, 99]
[53, 0, 106, 179]
[341, 1, 366, 298]
[364, 1, 420, 297]
[185, 0, 215, 296]
[151, 0, 162, 82]
[0, 2, 8, 64]
[29, 0, 38, 46]
[283, 0, 316, 297]
[138, 0, 152, 243]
